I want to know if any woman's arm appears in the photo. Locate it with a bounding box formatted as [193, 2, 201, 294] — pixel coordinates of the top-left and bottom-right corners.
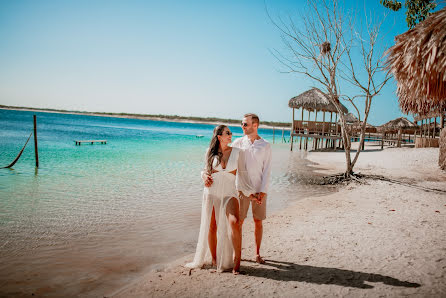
[201, 149, 214, 187]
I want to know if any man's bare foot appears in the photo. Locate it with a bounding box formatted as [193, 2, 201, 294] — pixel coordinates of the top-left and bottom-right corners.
[232, 269, 240, 275]
[255, 255, 265, 264]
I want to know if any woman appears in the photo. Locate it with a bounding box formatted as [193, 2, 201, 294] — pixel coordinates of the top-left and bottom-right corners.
[186, 125, 254, 273]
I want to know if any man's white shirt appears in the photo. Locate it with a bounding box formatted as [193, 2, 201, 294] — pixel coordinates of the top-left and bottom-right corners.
[232, 135, 272, 194]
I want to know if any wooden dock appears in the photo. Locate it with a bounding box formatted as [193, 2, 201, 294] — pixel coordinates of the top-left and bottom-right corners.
[74, 140, 107, 145]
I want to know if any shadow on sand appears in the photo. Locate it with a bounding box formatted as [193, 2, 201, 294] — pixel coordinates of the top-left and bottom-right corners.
[241, 259, 420, 289]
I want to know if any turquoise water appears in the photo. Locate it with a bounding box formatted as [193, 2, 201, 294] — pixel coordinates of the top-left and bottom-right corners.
[0, 109, 332, 297]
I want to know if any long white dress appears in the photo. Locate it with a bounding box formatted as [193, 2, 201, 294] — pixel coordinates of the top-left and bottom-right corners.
[185, 147, 253, 272]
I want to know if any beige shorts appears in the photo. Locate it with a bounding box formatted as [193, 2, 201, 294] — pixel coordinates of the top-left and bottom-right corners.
[239, 193, 267, 221]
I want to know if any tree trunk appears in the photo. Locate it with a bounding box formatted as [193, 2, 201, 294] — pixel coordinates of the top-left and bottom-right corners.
[338, 112, 353, 177]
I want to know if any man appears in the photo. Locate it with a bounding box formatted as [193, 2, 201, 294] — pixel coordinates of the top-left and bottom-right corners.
[231, 113, 272, 264]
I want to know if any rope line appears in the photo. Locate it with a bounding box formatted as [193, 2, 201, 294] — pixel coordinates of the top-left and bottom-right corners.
[1, 132, 33, 169]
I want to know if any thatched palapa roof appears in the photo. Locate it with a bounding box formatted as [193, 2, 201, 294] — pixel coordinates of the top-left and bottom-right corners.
[343, 113, 359, 123]
[378, 117, 418, 132]
[339, 113, 376, 132]
[386, 7, 446, 115]
[288, 88, 348, 113]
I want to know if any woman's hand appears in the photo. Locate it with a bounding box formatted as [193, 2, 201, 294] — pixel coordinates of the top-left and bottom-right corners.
[256, 192, 266, 205]
[204, 175, 213, 187]
[249, 193, 260, 204]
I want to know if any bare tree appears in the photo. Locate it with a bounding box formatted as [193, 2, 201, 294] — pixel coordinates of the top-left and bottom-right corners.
[270, 0, 389, 178]
[341, 13, 391, 174]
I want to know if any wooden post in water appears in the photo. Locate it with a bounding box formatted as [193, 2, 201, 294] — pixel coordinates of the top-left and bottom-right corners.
[33, 115, 39, 168]
[281, 128, 285, 143]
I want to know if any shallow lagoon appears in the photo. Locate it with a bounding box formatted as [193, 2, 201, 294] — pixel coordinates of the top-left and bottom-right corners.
[0, 109, 332, 296]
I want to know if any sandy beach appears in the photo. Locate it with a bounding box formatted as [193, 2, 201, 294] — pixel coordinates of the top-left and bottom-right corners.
[111, 144, 446, 297]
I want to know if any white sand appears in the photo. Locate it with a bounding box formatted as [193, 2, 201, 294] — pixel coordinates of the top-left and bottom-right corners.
[111, 145, 446, 297]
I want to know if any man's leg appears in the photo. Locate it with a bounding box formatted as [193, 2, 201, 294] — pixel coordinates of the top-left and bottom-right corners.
[238, 193, 251, 256]
[254, 218, 265, 264]
[252, 195, 267, 264]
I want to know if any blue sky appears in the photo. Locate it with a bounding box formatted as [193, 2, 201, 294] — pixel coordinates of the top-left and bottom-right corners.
[0, 0, 442, 125]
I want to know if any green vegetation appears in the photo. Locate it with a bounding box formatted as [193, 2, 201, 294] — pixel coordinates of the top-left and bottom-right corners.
[380, 0, 437, 28]
[0, 105, 291, 128]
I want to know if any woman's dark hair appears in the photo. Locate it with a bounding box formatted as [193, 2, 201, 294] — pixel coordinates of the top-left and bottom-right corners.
[206, 125, 227, 174]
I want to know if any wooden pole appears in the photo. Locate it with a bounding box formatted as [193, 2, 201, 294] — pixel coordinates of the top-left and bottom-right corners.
[335, 113, 339, 149]
[322, 111, 326, 148]
[381, 132, 384, 149]
[328, 112, 333, 148]
[434, 117, 437, 137]
[420, 120, 424, 138]
[305, 110, 310, 150]
[397, 128, 402, 147]
[314, 110, 318, 150]
[299, 108, 304, 150]
[282, 128, 285, 143]
[426, 118, 432, 138]
[33, 115, 39, 168]
[419, 120, 422, 137]
[291, 108, 295, 151]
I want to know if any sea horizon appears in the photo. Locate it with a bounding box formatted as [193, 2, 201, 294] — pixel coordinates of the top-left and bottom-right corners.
[0, 105, 293, 129]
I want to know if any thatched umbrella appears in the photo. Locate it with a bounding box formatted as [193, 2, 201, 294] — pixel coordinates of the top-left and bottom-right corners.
[288, 88, 348, 113]
[379, 117, 418, 131]
[378, 117, 418, 147]
[386, 7, 446, 116]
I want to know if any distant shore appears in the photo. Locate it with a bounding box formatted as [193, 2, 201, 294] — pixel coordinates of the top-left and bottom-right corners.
[0, 105, 292, 130]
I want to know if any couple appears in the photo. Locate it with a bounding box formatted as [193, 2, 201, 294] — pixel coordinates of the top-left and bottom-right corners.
[186, 113, 272, 274]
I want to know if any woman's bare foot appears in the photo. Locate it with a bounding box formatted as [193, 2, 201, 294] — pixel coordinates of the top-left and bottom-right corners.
[232, 255, 241, 274]
[212, 259, 217, 267]
[256, 255, 265, 264]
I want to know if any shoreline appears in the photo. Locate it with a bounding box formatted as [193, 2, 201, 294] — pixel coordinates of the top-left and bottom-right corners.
[111, 145, 446, 297]
[0, 106, 291, 130]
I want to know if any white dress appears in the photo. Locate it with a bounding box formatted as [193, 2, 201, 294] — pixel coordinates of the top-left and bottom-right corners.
[186, 147, 254, 272]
